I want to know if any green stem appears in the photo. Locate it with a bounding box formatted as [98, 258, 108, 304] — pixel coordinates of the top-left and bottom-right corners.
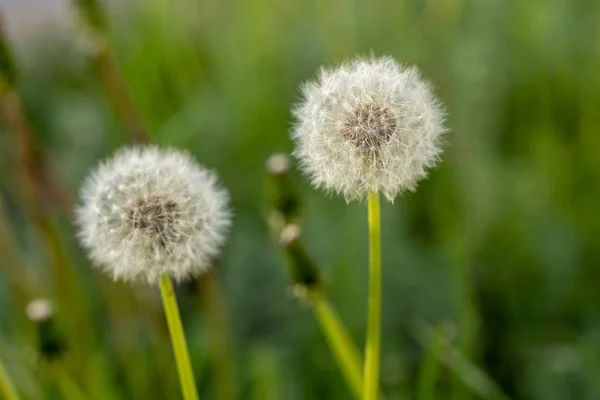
[313, 293, 363, 399]
[159, 275, 200, 400]
[363, 191, 381, 400]
[0, 356, 20, 400]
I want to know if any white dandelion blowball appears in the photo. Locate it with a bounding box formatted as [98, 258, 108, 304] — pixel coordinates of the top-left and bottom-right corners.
[26, 298, 54, 323]
[291, 56, 447, 201]
[76, 146, 231, 284]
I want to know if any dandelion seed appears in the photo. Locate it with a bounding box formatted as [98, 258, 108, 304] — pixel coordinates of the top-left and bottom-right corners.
[291, 56, 447, 201]
[76, 146, 231, 284]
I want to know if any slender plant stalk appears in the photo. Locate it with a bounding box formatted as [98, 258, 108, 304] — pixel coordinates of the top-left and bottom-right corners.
[249, 348, 281, 400]
[277, 221, 363, 398]
[0, 357, 20, 400]
[413, 322, 512, 400]
[448, 238, 477, 400]
[0, 12, 91, 352]
[197, 271, 236, 400]
[363, 191, 381, 400]
[0, 13, 72, 216]
[0, 199, 34, 308]
[159, 275, 200, 400]
[54, 368, 89, 400]
[72, 0, 149, 144]
[94, 49, 149, 144]
[313, 293, 363, 399]
[267, 157, 363, 397]
[0, 88, 72, 215]
[417, 325, 445, 400]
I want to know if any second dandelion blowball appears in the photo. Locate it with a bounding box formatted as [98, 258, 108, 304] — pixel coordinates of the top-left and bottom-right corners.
[291, 56, 447, 202]
[76, 146, 232, 284]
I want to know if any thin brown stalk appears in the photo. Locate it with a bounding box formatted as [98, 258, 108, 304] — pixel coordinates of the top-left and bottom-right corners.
[0, 88, 72, 216]
[72, 0, 150, 144]
[93, 44, 150, 144]
[0, 12, 72, 217]
[0, 198, 36, 307]
[0, 11, 91, 351]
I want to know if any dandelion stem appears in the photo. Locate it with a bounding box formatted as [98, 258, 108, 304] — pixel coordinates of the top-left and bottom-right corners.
[313, 293, 363, 399]
[159, 275, 200, 400]
[363, 191, 381, 400]
[0, 356, 20, 400]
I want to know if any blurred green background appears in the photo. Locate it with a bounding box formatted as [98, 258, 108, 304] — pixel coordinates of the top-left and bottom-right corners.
[1, 0, 600, 399]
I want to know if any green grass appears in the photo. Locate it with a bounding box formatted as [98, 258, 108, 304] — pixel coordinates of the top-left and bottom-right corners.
[1, 0, 600, 398]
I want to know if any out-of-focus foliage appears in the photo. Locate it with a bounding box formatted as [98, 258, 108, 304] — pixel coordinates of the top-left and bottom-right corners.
[1, 0, 600, 399]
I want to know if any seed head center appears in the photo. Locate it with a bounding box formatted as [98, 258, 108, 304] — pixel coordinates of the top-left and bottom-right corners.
[342, 103, 397, 150]
[127, 195, 179, 246]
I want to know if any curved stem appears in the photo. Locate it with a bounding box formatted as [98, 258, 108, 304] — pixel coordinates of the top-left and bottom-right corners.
[313, 293, 363, 398]
[363, 192, 381, 400]
[159, 275, 200, 400]
[0, 356, 20, 400]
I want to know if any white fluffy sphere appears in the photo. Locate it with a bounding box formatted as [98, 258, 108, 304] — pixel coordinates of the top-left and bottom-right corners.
[291, 56, 447, 201]
[26, 298, 54, 322]
[76, 146, 231, 284]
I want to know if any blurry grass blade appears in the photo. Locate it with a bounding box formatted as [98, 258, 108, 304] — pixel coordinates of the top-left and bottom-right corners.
[249, 348, 281, 400]
[278, 224, 362, 398]
[416, 324, 445, 400]
[72, 0, 150, 144]
[0, 199, 35, 307]
[0, 15, 72, 216]
[448, 237, 477, 400]
[73, 0, 107, 30]
[55, 368, 89, 400]
[0, 15, 94, 373]
[197, 272, 236, 400]
[0, 356, 21, 400]
[0, 12, 16, 90]
[413, 322, 512, 400]
[86, 353, 123, 400]
[313, 293, 363, 399]
[93, 48, 150, 144]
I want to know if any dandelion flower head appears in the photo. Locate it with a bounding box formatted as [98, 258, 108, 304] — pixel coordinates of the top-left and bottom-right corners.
[291, 56, 447, 201]
[26, 298, 54, 323]
[76, 146, 231, 284]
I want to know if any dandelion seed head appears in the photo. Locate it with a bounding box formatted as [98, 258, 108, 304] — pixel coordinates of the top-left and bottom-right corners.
[279, 224, 301, 247]
[26, 298, 54, 323]
[76, 146, 231, 284]
[291, 56, 447, 201]
[266, 153, 291, 176]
